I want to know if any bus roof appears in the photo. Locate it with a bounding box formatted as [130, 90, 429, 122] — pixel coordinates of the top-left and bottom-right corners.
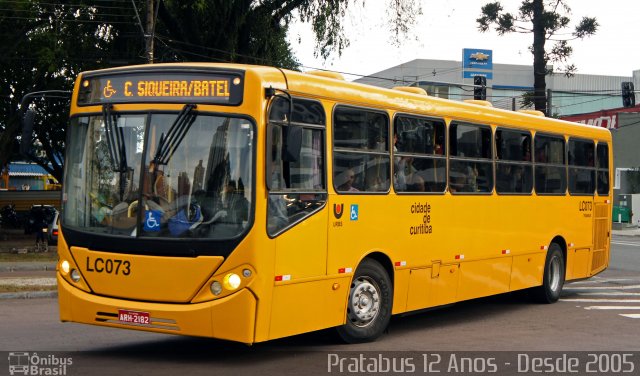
[78, 62, 611, 141]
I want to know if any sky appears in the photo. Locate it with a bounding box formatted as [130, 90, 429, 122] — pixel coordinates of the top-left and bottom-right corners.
[287, 0, 639, 80]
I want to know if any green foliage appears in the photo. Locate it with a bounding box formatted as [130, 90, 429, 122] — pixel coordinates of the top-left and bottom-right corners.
[1, 0, 420, 180]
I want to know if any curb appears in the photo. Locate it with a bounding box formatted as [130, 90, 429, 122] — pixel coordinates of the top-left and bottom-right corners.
[0, 290, 57, 299]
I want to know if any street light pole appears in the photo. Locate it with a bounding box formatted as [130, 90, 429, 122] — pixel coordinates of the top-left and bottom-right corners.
[145, 0, 155, 64]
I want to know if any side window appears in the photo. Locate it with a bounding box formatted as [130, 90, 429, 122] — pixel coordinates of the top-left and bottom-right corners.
[495, 129, 533, 194]
[597, 143, 610, 195]
[449, 122, 493, 193]
[394, 115, 446, 193]
[333, 107, 390, 193]
[267, 97, 326, 236]
[534, 134, 566, 195]
[568, 138, 595, 195]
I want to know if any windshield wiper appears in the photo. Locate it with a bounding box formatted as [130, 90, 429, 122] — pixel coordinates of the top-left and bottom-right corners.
[102, 104, 128, 173]
[102, 104, 131, 201]
[153, 104, 197, 166]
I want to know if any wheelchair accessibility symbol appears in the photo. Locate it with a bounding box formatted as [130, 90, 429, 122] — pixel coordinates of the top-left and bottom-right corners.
[350, 204, 359, 221]
[144, 210, 162, 232]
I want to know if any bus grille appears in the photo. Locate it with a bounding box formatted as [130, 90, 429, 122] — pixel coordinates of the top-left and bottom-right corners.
[591, 203, 610, 274]
[591, 250, 606, 272]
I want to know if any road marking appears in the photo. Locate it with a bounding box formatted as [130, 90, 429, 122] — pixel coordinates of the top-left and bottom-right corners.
[568, 278, 638, 284]
[574, 292, 640, 296]
[611, 241, 640, 247]
[565, 284, 640, 291]
[584, 306, 640, 310]
[620, 314, 640, 319]
[561, 299, 640, 303]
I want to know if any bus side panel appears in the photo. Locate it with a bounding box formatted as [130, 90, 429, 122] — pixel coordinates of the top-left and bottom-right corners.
[457, 258, 512, 301]
[274, 208, 328, 280]
[428, 263, 460, 307]
[510, 253, 545, 291]
[406, 268, 431, 311]
[268, 278, 350, 340]
[567, 248, 591, 280]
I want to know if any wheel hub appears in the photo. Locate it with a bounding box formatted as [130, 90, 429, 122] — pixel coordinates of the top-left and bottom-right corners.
[348, 277, 380, 327]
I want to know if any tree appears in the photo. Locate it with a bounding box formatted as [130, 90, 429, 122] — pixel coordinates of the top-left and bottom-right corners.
[477, 0, 598, 113]
[154, 0, 421, 66]
[1, 0, 420, 181]
[0, 0, 144, 182]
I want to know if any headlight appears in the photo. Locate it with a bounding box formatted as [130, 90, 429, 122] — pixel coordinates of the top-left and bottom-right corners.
[223, 273, 241, 290]
[60, 260, 70, 274]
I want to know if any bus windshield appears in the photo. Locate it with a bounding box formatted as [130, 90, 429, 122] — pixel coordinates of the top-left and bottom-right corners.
[62, 110, 254, 241]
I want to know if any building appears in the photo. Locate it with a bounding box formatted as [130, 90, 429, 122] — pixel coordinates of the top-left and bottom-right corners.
[355, 49, 638, 117]
[0, 162, 60, 191]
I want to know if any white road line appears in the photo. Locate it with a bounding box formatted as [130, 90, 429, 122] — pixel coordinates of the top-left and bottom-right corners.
[568, 278, 639, 284]
[584, 306, 640, 310]
[561, 299, 640, 303]
[619, 314, 640, 318]
[565, 284, 640, 291]
[611, 241, 640, 247]
[574, 292, 640, 296]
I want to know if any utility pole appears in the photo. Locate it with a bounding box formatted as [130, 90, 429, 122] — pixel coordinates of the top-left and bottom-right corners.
[546, 89, 553, 117]
[145, 0, 155, 63]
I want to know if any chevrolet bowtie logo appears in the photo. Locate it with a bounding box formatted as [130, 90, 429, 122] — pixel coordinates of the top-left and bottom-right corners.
[470, 52, 490, 61]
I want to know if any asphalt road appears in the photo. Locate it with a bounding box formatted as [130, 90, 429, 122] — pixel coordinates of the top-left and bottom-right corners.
[1, 236, 639, 376]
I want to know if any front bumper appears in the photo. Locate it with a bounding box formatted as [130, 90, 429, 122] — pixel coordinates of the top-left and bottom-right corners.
[57, 273, 257, 344]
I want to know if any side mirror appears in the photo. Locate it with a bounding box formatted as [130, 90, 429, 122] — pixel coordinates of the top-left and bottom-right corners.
[282, 125, 302, 162]
[20, 109, 36, 156]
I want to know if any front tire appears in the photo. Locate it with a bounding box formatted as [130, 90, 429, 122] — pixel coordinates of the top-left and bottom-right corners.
[533, 243, 565, 303]
[337, 259, 392, 343]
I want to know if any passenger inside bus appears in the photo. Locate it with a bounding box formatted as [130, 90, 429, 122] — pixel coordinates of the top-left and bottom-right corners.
[337, 168, 360, 192]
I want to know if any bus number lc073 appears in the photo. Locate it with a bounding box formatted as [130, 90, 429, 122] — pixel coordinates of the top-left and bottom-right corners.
[85, 257, 131, 276]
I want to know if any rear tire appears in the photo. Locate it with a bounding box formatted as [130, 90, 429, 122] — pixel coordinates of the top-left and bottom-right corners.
[336, 259, 392, 343]
[533, 243, 565, 303]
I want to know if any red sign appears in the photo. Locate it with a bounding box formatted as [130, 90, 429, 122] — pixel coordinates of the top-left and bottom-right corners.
[118, 309, 150, 325]
[561, 105, 640, 129]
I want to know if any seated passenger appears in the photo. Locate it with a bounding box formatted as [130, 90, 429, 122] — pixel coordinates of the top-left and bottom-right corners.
[337, 168, 359, 192]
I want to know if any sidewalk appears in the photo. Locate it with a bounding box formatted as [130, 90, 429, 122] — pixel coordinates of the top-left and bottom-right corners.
[0, 261, 57, 299]
[1, 229, 58, 299]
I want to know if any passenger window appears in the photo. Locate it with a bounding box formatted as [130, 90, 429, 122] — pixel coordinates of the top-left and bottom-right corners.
[449, 122, 493, 194]
[534, 134, 566, 194]
[393, 116, 446, 193]
[596, 143, 609, 196]
[568, 138, 595, 195]
[333, 107, 390, 193]
[267, 97, 327, 236]
[495, 129, 533, 194]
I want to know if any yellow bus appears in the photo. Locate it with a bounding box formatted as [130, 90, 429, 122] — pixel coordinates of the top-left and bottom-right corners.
[51, 63, 612, 344]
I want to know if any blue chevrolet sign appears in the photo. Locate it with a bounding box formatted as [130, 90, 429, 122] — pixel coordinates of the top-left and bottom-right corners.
[463, 48, 493, 70]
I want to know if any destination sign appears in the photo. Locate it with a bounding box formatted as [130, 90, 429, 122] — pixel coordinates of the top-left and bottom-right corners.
[77, 71, 244, 106]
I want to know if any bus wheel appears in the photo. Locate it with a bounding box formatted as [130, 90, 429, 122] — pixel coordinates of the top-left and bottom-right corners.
[337, 259, 392, 343]
[533, 243, 565, 303]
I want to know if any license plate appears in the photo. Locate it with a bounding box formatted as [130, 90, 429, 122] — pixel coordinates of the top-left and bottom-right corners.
[118, 309, 150, 325]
